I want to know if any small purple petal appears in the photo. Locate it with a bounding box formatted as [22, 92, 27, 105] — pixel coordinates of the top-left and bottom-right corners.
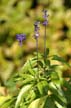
[20, 34, 26, 40]
[34, 21, 40, 39]
[16, 34, 26, 46]
[16, 34, 21, 40]
[43, 14, 48, 19]
[43, 9, 49, 20]
[16, 34, 26, 40]
[35, 26, 39, 32]
[43, 20, 48, 26]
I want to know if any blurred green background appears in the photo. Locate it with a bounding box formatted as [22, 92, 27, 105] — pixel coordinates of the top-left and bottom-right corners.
[0, 0, 71, 86]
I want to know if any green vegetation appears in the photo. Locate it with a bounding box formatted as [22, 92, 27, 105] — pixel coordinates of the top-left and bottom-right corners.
[0, 49, 71, 108]
[0, 0, 71, 108]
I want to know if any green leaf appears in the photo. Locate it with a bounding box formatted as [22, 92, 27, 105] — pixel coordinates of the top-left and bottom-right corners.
[0, 95, 11, 106]
[49, 82, 67, 105]
[46, 48, 49, 56]
[19, 74, 34, 79]
[25, 90, 36, 102]
[0, 98, 14, 108]
[52, 55, 70, 67]
[28, 96, 46, 108]
[38, 60, 43, 67]
[52, 94, 67, 108]
[33, 52, 42, 59]
[63, 79, 71, 104]
[44, 96, 57, 108]
[20, 58, 37, 75]
[22, 78, 34, 85]
[49, 65, 59, 69]
[15, 84, 32, 108]
[54, 100, 66, 108]
[37, 81, 48, 95]
[46, 60, 50, 66]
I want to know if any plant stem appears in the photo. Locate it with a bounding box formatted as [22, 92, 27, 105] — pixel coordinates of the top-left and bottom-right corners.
[44, 25, 47, 71]
[36, 38, 39, 73]
[36, 38, 40, 82]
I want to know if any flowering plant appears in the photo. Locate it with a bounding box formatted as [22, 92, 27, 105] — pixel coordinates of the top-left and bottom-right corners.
[0, 10, 71, 108]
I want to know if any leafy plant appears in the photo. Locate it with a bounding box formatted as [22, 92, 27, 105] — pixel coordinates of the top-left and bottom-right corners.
[0, 9, 71, 108]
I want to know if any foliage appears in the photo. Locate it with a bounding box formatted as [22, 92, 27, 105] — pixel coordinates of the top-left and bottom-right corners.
[0, 0, 71, 108]
[0, 0, 71, 84]
[0, 50, 71, 108]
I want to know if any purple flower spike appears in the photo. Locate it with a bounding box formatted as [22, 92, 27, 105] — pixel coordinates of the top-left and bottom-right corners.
[43, 9, 48, 26]
[16, 34, 26, 46]
[43, 9, 48, 19]
[34, 22, 40, 31]
[34, 21, 40, 39]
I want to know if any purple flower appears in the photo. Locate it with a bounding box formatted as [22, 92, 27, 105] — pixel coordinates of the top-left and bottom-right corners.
[43, 9, 48, 26]
[43, 10, 48, 19]
[16, 34, 26, 46]
[43, 20, 48, 26]
[34, 21, 40, 39]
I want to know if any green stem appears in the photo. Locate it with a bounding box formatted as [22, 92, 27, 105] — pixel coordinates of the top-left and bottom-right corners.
[36, 38, 39, 71]
[36, 38, 39, 80]
[44, 25, 47, 71]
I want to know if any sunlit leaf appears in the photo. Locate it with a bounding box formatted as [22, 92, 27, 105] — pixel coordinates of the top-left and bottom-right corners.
[28, 96, 46, 108]
[0, 95, 11, 106]
[37, 81, 48, 95]
[52, 55, 70, 67]
[15, 84, 32, 108]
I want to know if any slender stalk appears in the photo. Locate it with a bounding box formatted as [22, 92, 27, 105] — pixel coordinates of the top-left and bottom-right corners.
[44, 25, 47, 71]
[36, 38, 39, 73]
[34, 21, 40, 81]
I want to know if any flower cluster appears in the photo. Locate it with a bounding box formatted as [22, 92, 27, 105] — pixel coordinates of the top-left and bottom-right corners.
[16, 34, 26, 46]
[43, 10, 48, 26]
[16, 10, 48, 44]
[34, 21, 40, 39]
